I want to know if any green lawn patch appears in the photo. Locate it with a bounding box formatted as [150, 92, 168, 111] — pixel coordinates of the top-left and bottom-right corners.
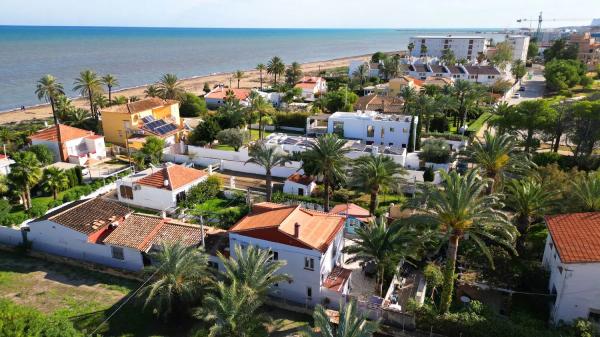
[467, 111, 493, 133]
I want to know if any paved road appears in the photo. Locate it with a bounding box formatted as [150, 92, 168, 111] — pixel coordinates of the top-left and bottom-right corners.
[506, 64, 546, 105]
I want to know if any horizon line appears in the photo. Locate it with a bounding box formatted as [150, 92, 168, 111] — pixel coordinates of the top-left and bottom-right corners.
[0, 24, 520, 30]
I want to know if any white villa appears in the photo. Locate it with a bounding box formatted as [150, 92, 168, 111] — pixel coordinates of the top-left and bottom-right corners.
[28, 124, 107, 166]
[204, 87, 252, 108]
[283, 173, 316, 196]
[228, 202, 351, 307]
[542, 212, 600, 327]
[294, 77, 327, 101]
[327, 111, 417, 148]
[116, 163, 208, 211]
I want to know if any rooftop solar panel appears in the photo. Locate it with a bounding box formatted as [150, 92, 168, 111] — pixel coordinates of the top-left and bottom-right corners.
[141, 116, 155, 123]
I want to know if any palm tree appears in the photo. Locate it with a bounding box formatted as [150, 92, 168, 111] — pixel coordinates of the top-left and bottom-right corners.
[285, 62, 303, 86]
[349, 155, 405, 215]
[144, 84, 160, 98]
[198, 281, 270, 337]
[343, 220, 418, 296]
[66, 109, 90, 127]
[256, 63, 266, 90]
[138, 242, 212, 318]
[245, 141, 290, 201]
[399, 86, 417, 114]
[233, 70, 245, 89]
[267, 56, 285, 86]
[0, 175, 8, 196]
[111, 96, 128, 105]
[469, 131, 531, 193]
[505, 178, 557, 250]
[220, 244, 290, 298]
[101, 74, 119, 103]
[353, 63, 369, 91]
[42, 167, 69, 200]
[92, 93, 109, 114]
[8, 152, 42, 210]
[35, 74, 66, 161]
[410, 169, 516, 313]
[452, 80, 472, 130]
[407, 42, 415, 57]
[571, 173, 600, 212]
[301, 300, 379, 337]
[156, 73, 184, 100]
[73, 70, 102, 119]
[301, 134, 351, 212]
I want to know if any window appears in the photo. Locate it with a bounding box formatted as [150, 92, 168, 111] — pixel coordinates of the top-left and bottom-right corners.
[367, 125, 374, 138]
[272, 251, 279, 261]
[389, 127, 395, 132]
[304, 257, 315, 270]
[402, 128, 408, 133]
[119, 185, 133, 200]
[380, 127, 385, 138]
[558, 266, 563, 274]
[307, 287, 313, 299]
[111, 246, 124, 260]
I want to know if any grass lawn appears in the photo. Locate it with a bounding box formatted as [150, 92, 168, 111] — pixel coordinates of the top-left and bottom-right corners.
[467, 111, 493, 134]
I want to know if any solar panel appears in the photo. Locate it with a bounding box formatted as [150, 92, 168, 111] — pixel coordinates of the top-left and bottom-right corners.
[145, 120, 167, 131]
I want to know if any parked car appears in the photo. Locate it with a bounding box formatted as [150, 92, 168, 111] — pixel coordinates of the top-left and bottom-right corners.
[512, 93, 521, 98]
[519, 86, 526, 91]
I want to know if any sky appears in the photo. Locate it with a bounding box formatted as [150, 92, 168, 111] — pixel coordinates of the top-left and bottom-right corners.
[1, 0, 598, 29]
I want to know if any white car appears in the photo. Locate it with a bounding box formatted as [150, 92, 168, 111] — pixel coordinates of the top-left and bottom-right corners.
[512, 93, 521, 99]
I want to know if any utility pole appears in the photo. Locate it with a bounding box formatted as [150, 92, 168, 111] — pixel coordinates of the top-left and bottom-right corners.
[536, 11, 543, 41]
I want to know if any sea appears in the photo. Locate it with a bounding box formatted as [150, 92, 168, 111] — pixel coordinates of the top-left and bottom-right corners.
[0, 26, 507, 111]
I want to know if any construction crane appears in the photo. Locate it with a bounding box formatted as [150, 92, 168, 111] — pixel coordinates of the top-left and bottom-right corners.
[516, 12, 591, 41]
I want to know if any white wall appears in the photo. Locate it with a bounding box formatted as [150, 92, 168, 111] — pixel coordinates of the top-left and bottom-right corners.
[283, 180, 316, 196]
[0, 226, 23, 246]
[409, 36, 488, 61]
[117, 175, 207, 211]
[542, 235, 600, 324]
[327, 112, 417, 148]
[26, 220, 144, 271]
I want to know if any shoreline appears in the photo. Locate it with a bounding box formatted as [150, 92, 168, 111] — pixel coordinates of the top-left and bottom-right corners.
[0, 51, 396, 125]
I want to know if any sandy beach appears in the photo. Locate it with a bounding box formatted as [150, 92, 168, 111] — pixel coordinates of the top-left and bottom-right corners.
[0, 52, 385, 125]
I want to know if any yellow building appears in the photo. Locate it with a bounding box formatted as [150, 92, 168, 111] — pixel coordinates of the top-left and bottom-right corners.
[388, 76, 422, 97]
[100, 98, 183, 149]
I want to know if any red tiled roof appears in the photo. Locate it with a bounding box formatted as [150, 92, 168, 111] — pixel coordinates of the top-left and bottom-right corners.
[546, 212, 600, 263]
[229, 202, 344, 252]
[29, 124, 95, 143]
[137, 164, 207, 190]
[101, 97, 179, 114]
[329, 203, 373, 223]
[205, 88, 251, 101]
[323, 266, 352, 292]
[286, 173, 315, 185]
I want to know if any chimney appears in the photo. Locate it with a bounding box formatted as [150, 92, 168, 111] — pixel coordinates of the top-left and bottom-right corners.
[160, 210, 167, 219]
[294, 222, 300, 238]
[163, 179, 169, 187]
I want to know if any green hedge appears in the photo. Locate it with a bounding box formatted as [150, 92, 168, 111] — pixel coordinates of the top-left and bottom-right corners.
[0, 299, 83, 337]
[273, 112, 310, 129]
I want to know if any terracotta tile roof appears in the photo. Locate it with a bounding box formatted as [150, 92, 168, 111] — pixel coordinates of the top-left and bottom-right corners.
[286, 173, 315, 185]
[323, 266, 352, 292]
[298, 76, 324, 83]
[103, 214, 163, 250]
[329, 203, 373, 223]
[423, 77, 454, 87]
[136, 164, 207, 190]
[295, 82, 318, 90]
[101, 97, 179, 114]
[230, 202, 344, 252]
[205, 88, 251, 101]
[546, 212, 600, 263]
[40, 197, 131, 235]
[356, 95, 404, 114]
[29, 124, 95, 143]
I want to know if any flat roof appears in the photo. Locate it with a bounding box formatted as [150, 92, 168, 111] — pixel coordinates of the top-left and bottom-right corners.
[411, 35, 488, 39]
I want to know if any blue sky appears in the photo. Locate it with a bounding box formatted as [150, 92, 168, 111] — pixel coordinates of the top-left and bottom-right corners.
[1, 0, 597, 28]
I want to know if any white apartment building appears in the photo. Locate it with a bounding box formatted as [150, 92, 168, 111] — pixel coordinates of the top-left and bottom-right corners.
[409, 36, 489, 61]
[542, 213, 600, 327]
[327, 111, 417, 148]
[506, 35, 530, 62]
[228, 202, 350, 307]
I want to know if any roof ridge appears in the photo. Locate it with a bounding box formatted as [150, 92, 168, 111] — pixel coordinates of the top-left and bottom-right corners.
[164, 166, 174, 190]
[48, 198, 94, 220]
[137, 220, 166, 251]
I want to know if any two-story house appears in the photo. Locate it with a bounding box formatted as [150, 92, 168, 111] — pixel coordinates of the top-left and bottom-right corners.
[542, 212, 600, 327]
[29, 124, 106, 165]
[228, 202, 351, 307]
[295, 77, 327, 101]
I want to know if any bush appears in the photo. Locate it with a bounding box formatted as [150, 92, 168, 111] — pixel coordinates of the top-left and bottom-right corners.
[180, 93, 208, 117]
[532, 152, 562, 166]
[429, 116, 450, 133]
[47, 200, 64, 209]
[273, 112, 310, 129]
[0, 299, 83, 337]
[216, 128, 249, 151]
[0, 213, 27, 227]
[332, 188, 353, 202]
[28, 203, 48, 218]
[423, 166, 435, 182]
[216, 205, 250, 228]
[185, 176, 222, 206]
[189, 117, 221, 145]
[418, 139, 452, 164]
[62, 185, 93, 202]
[28, 144, 55, 165]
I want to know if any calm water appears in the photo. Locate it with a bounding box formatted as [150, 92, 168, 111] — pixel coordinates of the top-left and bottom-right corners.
[0, 26, 505, 111]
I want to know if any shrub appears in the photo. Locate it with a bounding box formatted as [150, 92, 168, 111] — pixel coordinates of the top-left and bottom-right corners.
[28, 203, 48, 218]
[216, 205, 250, 228]
[423, 166, 435, 182]
[0, 199, 10, 215]
[185, 176, 222, 206]
[180, 93, 208, 117]
[332, 188, 353, 202]
[273, 112, 310, 129]
[429, 115, 450, 133]
[189, 117, 221, 145]
[0, 299, 82, 337]
[0, 213, 28, 227]
[532, 152, 562, 166]
[47, 200, 64, 209]
[62, 185, 93, 202]
[418, 139, 452, 164]
[28, 144, 55, 165]
[216, 128, 249, 151]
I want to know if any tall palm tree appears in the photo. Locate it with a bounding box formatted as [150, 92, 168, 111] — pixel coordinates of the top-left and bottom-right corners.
[92, 93, 109, 113]
[505, 178, 557, 250]
[301, 134, 351, 212]
[410, 169, 516, 313]
[101, 74, 119, 103]
[285, 61, 303, 86]
[469, 131, 531, 193]
[156, 73, 184, 100]
[198, 281, 270, 337]
[301, 300, 379, 337]
[571, 173, 600, 212]
[245, 141, 290, 201]
[349, 155, 405, 215]
[233, 70, 245, 89]
[144, 84, 160, 98]
[452, 80, 472, 130]
[353, 63, 369, 91]
[8, 152, 42, 210]
[399, 86, 417, 114]
[138, 243, 212, 318]
[220, 244, 290, 298]
[42, 167, 69, 200]
[73, 70, 102, 119]
[343, 220, 418, 296]
[407, 42, 415, 57]
[256, 63, 266, 90]
[35, 74, 66, 161]
[267, 56, 285, 86]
